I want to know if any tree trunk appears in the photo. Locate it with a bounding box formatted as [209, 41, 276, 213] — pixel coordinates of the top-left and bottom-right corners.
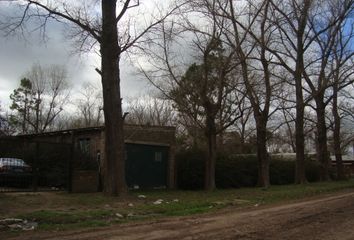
[217, 131, 224, 153]
[255, 116, 270, 188]
[35, 98, 40, 133]
[294, 83, 307, 184]
[315, 96, 330, 181]
[101, 0, 127, 196]
[294, 0, 312, 185]
[23, 97, 27, 134]
[204, 114, 217, 191]
[294, 44, 307, 184]
[240, 123, 246, 151]
[332, 84, 345, 180]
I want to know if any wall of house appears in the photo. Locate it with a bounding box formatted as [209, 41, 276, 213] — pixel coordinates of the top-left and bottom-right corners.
[71, 170, 99, 193]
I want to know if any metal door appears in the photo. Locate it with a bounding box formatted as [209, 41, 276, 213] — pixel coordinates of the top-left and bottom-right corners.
[125, 143, 168, 189]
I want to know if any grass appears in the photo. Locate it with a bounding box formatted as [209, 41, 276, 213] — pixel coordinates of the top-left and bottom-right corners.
[27, 210, 112, 231]
[1, 180, 354, 232]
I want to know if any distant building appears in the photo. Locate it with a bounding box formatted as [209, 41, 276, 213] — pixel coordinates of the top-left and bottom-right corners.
[331, 155, 354, 177]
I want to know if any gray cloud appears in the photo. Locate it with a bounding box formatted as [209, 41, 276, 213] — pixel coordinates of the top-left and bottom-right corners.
[0, 5, 150, 108]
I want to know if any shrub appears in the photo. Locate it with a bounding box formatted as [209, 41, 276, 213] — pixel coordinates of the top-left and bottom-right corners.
[176, 149, 321, 189]
[305, 159, 321, 182]
[215, 154, 258, 188]
[270, 158, 295, 185]
[176, 148, 205, 190]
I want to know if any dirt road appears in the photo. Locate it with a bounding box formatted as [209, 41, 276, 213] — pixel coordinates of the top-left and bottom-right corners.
[6, 191, 354, 240]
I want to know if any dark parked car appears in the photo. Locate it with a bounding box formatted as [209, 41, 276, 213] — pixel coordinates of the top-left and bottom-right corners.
[0, 158, 33, 188]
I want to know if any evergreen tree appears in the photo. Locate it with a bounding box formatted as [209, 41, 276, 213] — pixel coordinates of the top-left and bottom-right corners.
[9, 78, 34, 134]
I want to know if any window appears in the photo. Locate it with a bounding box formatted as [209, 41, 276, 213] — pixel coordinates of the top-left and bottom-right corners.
[78, 138, 90, 155]
[154, 152, 162, 162]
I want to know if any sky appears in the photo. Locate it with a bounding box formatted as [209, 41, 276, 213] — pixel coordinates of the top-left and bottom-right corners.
[0, 1, 154, 110]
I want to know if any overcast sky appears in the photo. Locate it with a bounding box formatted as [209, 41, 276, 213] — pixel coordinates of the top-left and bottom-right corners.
[0, 2, 154, 109]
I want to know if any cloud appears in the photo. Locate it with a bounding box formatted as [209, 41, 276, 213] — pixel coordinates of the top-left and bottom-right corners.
[0, 4, 150, 108]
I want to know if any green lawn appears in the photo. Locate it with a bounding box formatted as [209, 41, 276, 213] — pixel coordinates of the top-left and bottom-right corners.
[1, 180, 354, 232]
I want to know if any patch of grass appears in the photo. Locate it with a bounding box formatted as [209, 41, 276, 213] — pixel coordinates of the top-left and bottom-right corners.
[17, 209, 113, 224]
[2, 179, 354, 232]
[131, 180, 354, 216]
[59, 193, 114, 206]
[14, 209, 114, 231]
[249, 180, 354, 204]
[135, 201, 216, 216]
[39, 220, 109, 231]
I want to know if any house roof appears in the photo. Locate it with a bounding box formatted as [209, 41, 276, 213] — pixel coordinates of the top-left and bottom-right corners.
[16, 124, 176, 138]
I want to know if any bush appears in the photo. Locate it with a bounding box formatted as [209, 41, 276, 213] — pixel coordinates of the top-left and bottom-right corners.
[305, 160, 321, 182]
[270, 159, 295, 185]
[215, 154, 258, 188]
[176, 148, 206, 190]
[176, 149, 321, 189]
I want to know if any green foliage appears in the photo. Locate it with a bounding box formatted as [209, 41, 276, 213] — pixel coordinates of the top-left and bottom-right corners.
[216, 154, 259, 188]
[169, 38, 236, 132]
[176, 148, 206, 189]
[269, 159, 294, 185]
[16, 209, 111, 231]
[305, 160, 322, 182]
[17, 209, 112, 224]
[176, 149, 322, 189]
[10, 78, 33, 110]
[9, 78, 35, 132]
[10, 78, 34, 111]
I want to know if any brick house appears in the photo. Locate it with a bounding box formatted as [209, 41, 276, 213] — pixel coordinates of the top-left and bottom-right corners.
[19, 124, 176, 192]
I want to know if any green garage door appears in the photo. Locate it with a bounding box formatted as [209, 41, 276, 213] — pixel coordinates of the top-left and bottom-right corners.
[125, 143, 169, 189]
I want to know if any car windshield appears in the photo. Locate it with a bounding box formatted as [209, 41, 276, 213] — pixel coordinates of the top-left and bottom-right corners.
[0, 158, 27, 166]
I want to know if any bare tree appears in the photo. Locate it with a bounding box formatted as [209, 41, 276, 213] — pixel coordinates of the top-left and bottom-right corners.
[279, 101, 297, 153]
[205, 0, 283, 187]
[260, 0, 354, 182]
[240, 0, 314, 184]
[1, 0, 181, 195]
[299, 0, 354, 180]
[233, 99, 254, 150]
[74, 82, 103, 128]
[330, 22, 354, 179]
[125, 97, 176, 126]
[0, 102, 11, 136]
[29, 64, 69, 133]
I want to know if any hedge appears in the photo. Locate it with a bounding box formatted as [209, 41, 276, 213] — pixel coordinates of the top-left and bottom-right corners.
[176, 149, 321, 189]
